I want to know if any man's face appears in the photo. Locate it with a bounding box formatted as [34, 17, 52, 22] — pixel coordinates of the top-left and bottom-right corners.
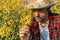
[32, 8, 48, 23]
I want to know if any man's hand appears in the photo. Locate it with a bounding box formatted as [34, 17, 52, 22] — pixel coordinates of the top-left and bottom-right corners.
[19, 26, 30, 40]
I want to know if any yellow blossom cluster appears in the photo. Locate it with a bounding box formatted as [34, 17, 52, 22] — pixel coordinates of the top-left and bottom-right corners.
[51, 0, 60, 14]
[0, 26, 12, 38]
[20, 8, 32, 26]
[0, 0, 21, 40]
[8, 19, 14, 26]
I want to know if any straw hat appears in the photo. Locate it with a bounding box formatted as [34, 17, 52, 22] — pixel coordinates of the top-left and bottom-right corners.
[23, 0, 57, 9]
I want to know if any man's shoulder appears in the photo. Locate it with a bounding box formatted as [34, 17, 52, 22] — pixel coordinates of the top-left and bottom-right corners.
[49, 13, 60, 25]
[49, 13, 60, 19]
[51, 13, 60, 15]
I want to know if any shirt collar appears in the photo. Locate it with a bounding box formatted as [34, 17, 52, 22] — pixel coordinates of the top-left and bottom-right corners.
[38, 22, 49, 32]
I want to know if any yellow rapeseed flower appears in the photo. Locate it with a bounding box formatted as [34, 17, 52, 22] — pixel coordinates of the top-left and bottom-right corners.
[2, 16, 8, 20]
[0, 26, 12, 38]
[8, 19, 14, 26]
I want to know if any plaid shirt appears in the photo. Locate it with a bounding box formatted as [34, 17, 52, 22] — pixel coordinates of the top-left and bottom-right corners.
[29, 14, 60, 40]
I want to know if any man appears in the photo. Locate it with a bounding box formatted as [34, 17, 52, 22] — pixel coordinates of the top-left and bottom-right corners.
[19, 0, 60, 40]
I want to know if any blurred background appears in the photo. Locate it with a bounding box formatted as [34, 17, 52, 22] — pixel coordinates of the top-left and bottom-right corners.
[0, 0, 60, 40]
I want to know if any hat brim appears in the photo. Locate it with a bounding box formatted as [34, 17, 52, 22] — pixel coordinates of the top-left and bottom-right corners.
[31, 2, 57, 10]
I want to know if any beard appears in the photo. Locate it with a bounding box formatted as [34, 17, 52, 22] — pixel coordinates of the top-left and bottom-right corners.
[40, 17, 47, 23]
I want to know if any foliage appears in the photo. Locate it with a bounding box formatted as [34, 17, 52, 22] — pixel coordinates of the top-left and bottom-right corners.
[51, 0, 60, 14]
